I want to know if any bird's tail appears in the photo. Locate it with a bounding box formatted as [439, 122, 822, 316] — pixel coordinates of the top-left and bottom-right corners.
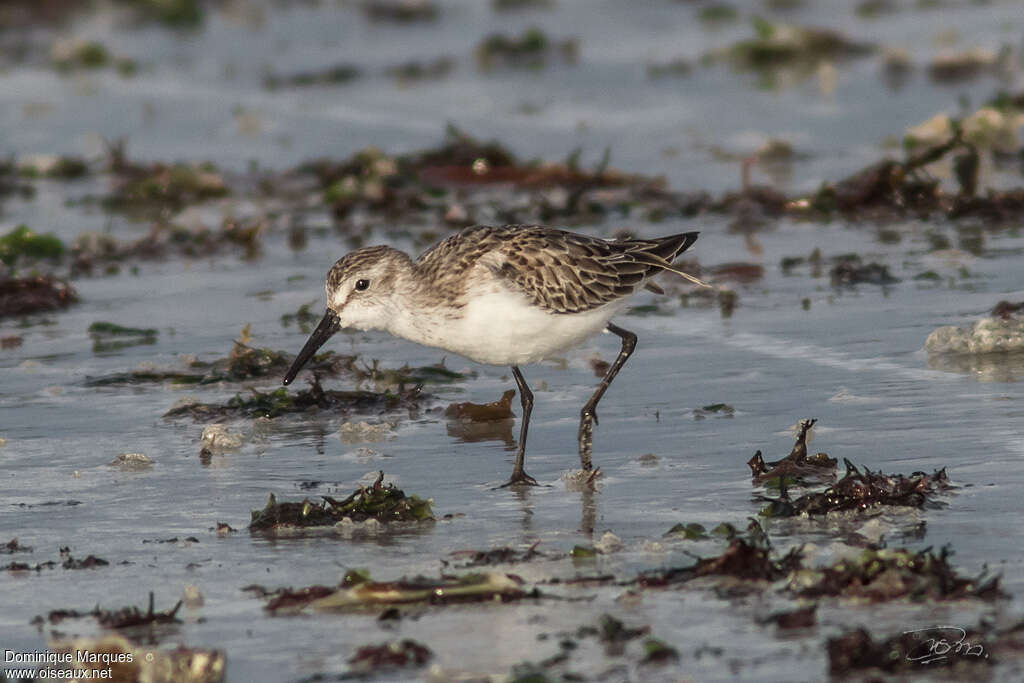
[632, 232, 710, 288]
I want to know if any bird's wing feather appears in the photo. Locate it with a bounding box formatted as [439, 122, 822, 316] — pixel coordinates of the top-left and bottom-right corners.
[477, 226, 701, 314]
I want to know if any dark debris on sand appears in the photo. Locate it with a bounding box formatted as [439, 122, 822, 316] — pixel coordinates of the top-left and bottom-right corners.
[294, 125, 681, 228]
[789, 545, 1005, 602]
[87, 326, 450, 388]
[632, 520, 1003, 605]
[33, 592, 182, 630]
[635, 521, 802, 588]
[828, 623, 994, 675]
[445, 542, 546, 568]
[751, 419, 952, 517]
[165, 375, 425, 420]
[248, 472, 433, 531]
[747, 418, 837, 485]
[252, 570, 530, 613]
[991, 300, 1024, 320]
[0, 274, 77, 318]
[759, 459, 952, 518]
[70, 219, 263, 275]
[347, 639, 433, 675]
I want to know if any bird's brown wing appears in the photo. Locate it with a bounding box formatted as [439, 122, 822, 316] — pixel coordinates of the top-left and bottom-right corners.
[480, 226, 699, 314]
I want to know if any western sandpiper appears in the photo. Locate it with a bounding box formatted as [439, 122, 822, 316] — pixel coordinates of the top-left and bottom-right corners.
[283, 224, 702, 486]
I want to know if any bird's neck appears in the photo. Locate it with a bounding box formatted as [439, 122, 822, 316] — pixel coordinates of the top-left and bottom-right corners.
[381, 263, 456, 348]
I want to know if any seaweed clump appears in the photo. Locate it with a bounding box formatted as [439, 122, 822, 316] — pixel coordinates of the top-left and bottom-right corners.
[759, 459, 952, 518]
[751, 419, 952, 517]
[716, 17, 873, 70]
[70, 218, 264, 275]
[253, 570, 528, 613]
[103, 160, 229, 215]
[475, 27, 578, 70]
[296, 125, 673, 227]
[164, 374, 424, 420]
[34, 592, 182, 629]
[248, 472, 434, 531]
[0, 274, 78, 319]
[787, 546, 1004, 602]
[446, 542, 545, 568]
[633, 520, 1002, 606]
[363, 0, 438, 22]
[0, 225, 65, 266]
[828, 625, 992, 675]
[636, 521, 802, 589]
[88, 321, 158, 353]
[510, 613, 680, 679]
[347, 640, 433, 675]
[747, 418, 837, 485]
[87, 327, 352, 387]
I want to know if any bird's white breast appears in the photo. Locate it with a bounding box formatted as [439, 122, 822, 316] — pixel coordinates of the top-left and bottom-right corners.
[403, 281, 627, 366]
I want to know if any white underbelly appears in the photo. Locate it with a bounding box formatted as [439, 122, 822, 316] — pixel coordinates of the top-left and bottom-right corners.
[385, 280, 614, 366]
[428, 288, 627, 366]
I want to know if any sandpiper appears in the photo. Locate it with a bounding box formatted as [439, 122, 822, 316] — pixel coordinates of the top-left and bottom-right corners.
[283, 224, 702, 487]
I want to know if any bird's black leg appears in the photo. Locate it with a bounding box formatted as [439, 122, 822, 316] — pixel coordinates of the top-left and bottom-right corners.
[578, 323, 637, 471]
[501, 365, 539, 487]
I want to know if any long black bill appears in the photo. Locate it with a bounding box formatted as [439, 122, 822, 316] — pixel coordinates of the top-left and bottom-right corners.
[282, 309, 341, 386]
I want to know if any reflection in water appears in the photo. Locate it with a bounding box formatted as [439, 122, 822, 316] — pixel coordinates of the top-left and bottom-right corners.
[511, 486, 534, 534]
[578, 486, 597, 538]
[927, 352, 1024, 382]
[506, 481, 598, 538]
[446, 418, 515, 448]
[312, 423, 329, 455]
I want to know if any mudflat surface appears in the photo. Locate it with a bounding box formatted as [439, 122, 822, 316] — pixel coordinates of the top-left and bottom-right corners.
[2, 1, 1024, 681]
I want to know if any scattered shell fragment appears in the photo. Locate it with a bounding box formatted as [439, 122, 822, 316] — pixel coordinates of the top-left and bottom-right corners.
[109, 453, 153, 470]
[595, 532, 623, 554]
[339, 421, 394, 444]
[182, 584, 205, 608]
[201, 424, 244, 451]
[926, 317, 1024, 354]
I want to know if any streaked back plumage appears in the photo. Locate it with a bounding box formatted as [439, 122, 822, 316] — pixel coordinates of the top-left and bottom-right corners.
[416, 225, 699, 314]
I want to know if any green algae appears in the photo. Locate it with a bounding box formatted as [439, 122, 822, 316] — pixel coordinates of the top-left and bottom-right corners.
[724, 17, 874, 69]
[88, 322, 158, 337]
[104, 162, 229, 213]
[641, 638, 679, 664]
[664, 523, 708, 540]
[0, 225, 65, 266]
[264, 64, 361, 90]
[18, 156, 90, 179]
[475, 27, 578, 70]
[88, 321, 158, 353]
[119, 0, 204, 27]
[279, 300, 320, 333]
[249, 473, 433, 531]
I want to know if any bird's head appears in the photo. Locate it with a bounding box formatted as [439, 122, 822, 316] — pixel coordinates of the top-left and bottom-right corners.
[283, 245, 410, 385]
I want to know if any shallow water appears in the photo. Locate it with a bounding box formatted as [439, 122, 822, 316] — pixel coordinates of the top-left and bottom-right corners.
[3, 1, 1024, 681]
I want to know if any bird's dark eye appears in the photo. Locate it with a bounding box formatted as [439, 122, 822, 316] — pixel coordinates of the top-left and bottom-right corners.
[355, 279, 370, 291]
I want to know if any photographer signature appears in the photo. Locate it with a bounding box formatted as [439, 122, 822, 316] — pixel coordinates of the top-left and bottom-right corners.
[902, 626, 988, 665]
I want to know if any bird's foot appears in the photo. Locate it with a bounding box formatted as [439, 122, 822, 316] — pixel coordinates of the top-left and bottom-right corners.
[561, 467, 602, 491]
[498, 470, 539, 488]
